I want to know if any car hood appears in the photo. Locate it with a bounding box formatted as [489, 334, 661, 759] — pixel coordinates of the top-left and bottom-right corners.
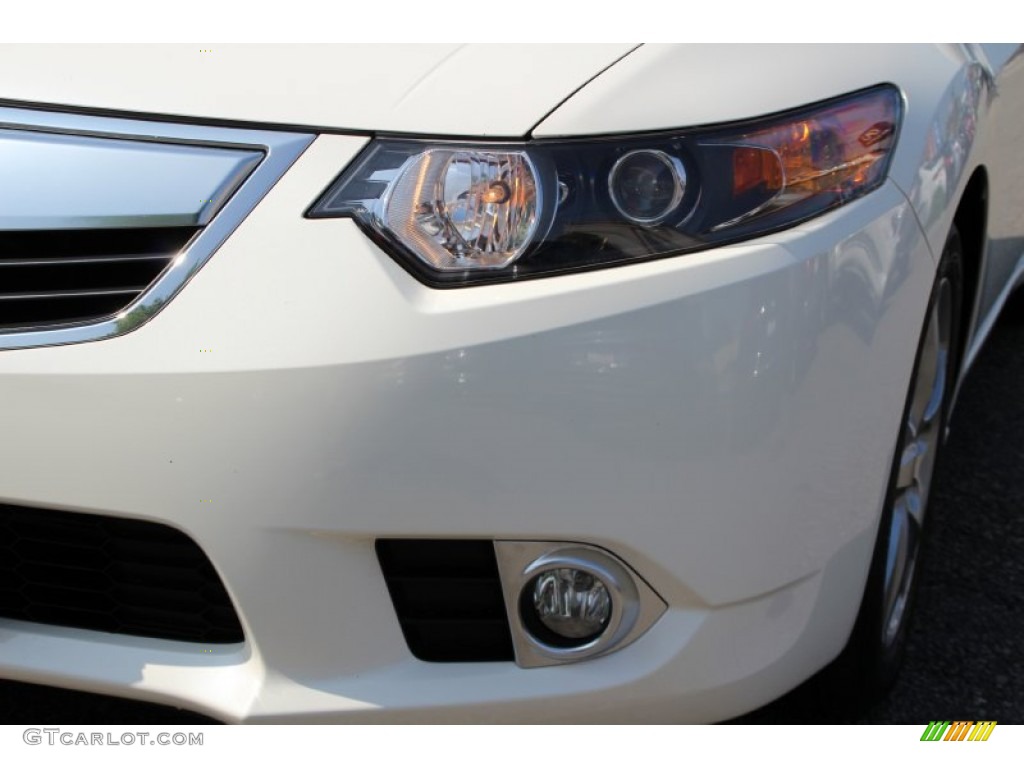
[0, 44, 637, 136]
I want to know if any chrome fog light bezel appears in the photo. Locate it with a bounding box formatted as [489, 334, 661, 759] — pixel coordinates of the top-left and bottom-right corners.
[494, 542, 667, 668]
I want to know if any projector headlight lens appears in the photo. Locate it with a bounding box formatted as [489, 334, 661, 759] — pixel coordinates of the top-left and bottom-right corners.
[608, 149, 687, 225]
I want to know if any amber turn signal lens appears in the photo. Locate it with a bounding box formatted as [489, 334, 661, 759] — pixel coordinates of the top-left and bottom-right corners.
[733, 146, 784, 196]
[727, 89, 898, 214]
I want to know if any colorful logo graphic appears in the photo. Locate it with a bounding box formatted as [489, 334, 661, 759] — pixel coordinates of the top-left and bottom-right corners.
[920, 721, 997, 741]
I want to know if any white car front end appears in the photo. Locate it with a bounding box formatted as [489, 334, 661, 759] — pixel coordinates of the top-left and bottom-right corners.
[0, 43, 1020, 723]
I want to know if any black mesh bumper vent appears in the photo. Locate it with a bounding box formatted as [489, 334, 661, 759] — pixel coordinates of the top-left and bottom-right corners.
[0, 227, 196, 330]
[376, 539, 514, 662]
[0, 504, 243, 644]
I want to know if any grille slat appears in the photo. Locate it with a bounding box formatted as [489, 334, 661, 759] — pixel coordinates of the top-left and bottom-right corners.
[384, 576, 509, 621]
[0, 254, 173, 266]
[0, 227, 195, 330]
[0, 288, 145, 301]
[17, 563, 111, 591]
[376, 540, 514, 662]
[0, 504, 243, 644]
[108, 567, 206, 593]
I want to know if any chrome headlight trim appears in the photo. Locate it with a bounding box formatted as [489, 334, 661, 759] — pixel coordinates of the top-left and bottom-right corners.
[0, 106, 314, 350]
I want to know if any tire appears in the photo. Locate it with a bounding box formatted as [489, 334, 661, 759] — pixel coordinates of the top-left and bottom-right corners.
[831, 225, 964, 703]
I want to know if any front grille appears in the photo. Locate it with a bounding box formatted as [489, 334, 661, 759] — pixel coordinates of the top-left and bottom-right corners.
[376, 539, 514, 662]
[0, 504, 243, 644]
[0, 227, 196, 330]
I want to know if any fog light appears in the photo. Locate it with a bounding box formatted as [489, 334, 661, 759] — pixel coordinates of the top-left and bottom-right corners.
[496, 543, 666, 667]
[525, 568, 611, 646]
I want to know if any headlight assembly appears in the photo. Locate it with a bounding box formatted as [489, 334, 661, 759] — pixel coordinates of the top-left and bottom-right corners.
[308, 85, 901, 286]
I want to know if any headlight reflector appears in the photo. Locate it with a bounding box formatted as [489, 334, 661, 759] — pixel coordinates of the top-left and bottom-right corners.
[381, 149, 540, 271]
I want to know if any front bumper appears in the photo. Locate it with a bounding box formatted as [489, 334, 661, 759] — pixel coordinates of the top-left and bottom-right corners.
[0, 134, 936, 723]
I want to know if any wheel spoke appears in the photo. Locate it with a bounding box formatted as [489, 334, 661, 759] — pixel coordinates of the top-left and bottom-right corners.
[897, 440, 920, 489]
[895, 484, 925, 530]
[882, 501, 910, 645]
[923, 351, 947, 425]
[908, 311, 940, 434]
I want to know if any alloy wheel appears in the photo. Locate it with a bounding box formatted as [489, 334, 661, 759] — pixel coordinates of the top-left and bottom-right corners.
[880, 276, 953, 648]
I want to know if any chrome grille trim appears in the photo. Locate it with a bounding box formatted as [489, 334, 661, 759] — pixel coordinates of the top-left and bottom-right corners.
[0, 107, 314, 350]
[0, 127, 263, 230]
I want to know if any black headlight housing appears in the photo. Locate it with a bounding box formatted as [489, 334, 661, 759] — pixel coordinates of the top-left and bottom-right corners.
[308, 85, 901, 287]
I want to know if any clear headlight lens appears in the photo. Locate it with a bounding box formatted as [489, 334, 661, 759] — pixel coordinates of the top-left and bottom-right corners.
[382, 149, 539, 271]
[309, 85, 901, 286]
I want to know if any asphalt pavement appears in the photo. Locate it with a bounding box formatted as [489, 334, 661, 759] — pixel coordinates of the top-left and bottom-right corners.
[1, 294, 1022, 725]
